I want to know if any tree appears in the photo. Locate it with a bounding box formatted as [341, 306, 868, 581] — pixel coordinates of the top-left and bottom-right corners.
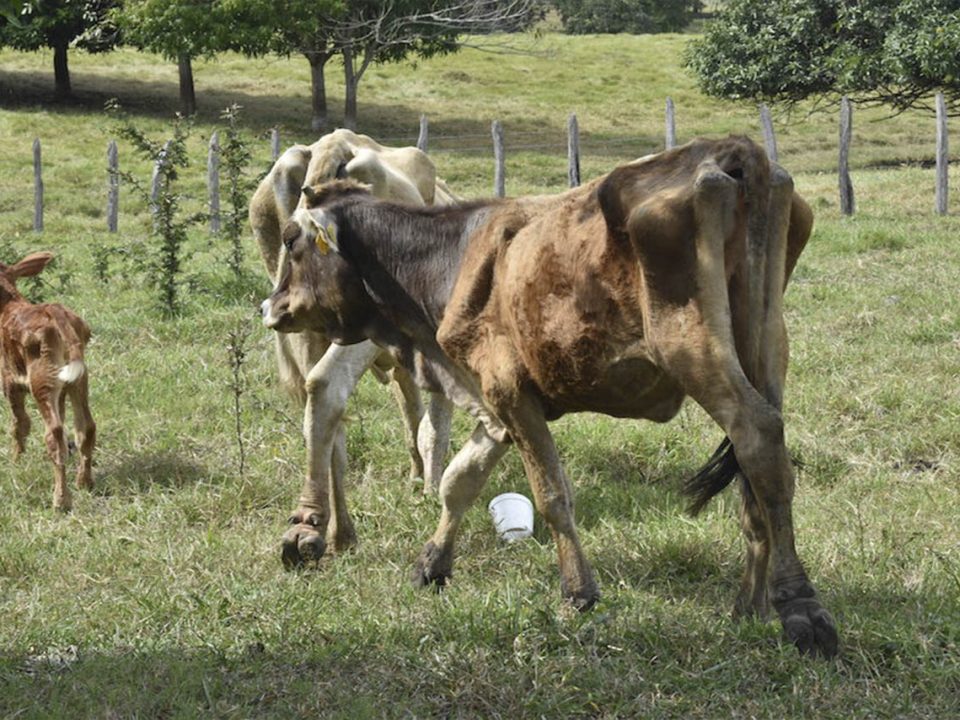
[686, 0, 960, 116]
[258, 0, 345, 132]
[0, 0, 117, 99]
[324, 0, 544, 129]
[114, 0, 231, 116]
[551, 0, 698, 34]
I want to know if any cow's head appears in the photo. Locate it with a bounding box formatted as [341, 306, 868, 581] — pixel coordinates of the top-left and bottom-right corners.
[0, 252, 54, 309]
[300, 133, 356, 198]
[261, 181, 373, 340]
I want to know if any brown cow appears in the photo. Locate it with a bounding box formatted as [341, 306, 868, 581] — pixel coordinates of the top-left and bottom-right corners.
[1, 252, 95, 511]
[261, 136, 838, 657]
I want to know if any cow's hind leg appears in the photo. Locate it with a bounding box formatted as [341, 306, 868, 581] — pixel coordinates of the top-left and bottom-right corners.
[412, 422, 507, 587]
[281, 342, 380, 568]
[386, 363, 426, 482]
[733, 477, 771, 620]
[67, 374, 96, 491]
[655, 162, 836, 656]
[31, 377, 70, 511]
[418, 393, 454, 494]
[5, 382, 31, 460]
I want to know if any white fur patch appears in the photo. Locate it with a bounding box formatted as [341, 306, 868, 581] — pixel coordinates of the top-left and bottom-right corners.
[58, 360, 85, 384]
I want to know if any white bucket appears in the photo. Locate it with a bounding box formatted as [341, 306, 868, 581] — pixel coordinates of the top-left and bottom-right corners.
[488, 492, 534, 542]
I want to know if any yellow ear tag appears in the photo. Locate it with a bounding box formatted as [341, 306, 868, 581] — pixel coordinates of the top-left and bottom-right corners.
[315, 225, 331, 255]
[314, 222, 338, 255]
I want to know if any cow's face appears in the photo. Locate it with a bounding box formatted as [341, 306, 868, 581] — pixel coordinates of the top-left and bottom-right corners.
[261, 208, 336, 333]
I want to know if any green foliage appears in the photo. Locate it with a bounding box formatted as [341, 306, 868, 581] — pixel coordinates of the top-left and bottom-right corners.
[217, 104, 254, 280]
[552, 0, 698, 34]
[109, 104, 200, 317]
[0, 0, 117, 96]
[113, 0, 223, 61]
[687, 0, 960, 114]
[0, 0, 116, 52]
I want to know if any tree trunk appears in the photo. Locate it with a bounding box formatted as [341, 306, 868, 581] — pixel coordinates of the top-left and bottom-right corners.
[178, 54, 197, 116]
[307, 51, 330, 133]
[53, 41, 71, 99]
[342, 47, 358, 130]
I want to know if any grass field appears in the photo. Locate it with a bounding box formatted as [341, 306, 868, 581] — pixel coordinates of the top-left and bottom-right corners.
[1, 33, 959, 719]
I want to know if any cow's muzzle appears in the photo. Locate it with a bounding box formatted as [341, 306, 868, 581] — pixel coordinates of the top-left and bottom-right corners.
[261, 297, 287, 330]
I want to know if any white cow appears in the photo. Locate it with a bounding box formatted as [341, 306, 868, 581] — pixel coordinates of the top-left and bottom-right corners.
[250, 129, 455, 566]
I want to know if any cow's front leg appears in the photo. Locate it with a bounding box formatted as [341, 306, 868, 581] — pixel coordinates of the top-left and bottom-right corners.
[497, 393, 599, 611]
[281, 342, 380, 568]
[412, 422, 507, 587]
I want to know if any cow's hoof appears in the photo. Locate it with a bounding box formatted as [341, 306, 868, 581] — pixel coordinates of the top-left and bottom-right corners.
[732, 589, 772, 622]
[53, 492, 72, 513]
[281, 512, 328, 569]
[411, 541, 451, 589]
[327, 521, 358, 554]
[778, 598, 838, 658]
[561, 580, 600, 613]
[281, 526, 327, 569]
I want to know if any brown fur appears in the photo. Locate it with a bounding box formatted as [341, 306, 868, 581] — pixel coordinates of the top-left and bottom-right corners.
[266, 136, 837, 657]
[0, 252, 96, 511]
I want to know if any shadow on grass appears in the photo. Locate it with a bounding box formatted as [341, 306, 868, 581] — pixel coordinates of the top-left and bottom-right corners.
[95, 450, 211, 494]
[0, 69, 662, 161]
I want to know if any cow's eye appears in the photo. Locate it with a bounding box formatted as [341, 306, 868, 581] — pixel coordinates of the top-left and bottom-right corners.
[281, 222, 300, 252]
[335, 161, 348, 179]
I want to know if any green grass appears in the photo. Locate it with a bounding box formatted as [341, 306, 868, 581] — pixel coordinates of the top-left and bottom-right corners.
[1, 33, 959, 719]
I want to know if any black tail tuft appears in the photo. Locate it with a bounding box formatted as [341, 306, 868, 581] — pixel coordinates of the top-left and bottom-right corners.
[682, 437, 741, 516]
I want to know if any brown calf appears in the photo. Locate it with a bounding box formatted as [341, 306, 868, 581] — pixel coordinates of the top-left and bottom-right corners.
[0, 252, 95, 511]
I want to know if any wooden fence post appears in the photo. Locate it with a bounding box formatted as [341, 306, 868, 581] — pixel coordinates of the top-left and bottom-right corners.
[759, 104, 778, 163]
[417, 114, 429, 152]
[936, 92, 948, 216]
[107, 140, 119, 233]
[839, 97, 855, 216]
[665, 97, 676, 150]
[33, 139, 43, 233]
[271, 127, 280, 161]
[492, 120, 505, 198]
[151, 139, 172, 225]
[208, 131, 221, 234]
[567, 113, 581, 188]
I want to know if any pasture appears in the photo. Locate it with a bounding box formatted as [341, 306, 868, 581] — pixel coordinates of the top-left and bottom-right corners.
[1, 32, 959, 718]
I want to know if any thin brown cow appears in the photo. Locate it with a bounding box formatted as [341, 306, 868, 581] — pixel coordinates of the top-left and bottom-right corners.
[0, 252, 95, 511]
[262, 136, 838, 657]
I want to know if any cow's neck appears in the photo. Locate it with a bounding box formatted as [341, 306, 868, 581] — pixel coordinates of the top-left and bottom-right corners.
[335, 199, 497, 331]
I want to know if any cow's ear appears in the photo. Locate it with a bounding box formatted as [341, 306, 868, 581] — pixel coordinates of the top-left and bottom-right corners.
[597, 171, 629, 242]
[301, 185, 319, 206]
[307, 208, 341, 256]
[9, 252, 54, 279]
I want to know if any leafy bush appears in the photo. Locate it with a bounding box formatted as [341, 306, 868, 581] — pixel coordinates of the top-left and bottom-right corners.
[686, 0, 960, 114]
[552, 0, 699, 34]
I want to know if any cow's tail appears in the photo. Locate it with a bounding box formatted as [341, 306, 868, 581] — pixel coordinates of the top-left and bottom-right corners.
[683, 438, 740, 515]
[57, 323, 87, 385]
